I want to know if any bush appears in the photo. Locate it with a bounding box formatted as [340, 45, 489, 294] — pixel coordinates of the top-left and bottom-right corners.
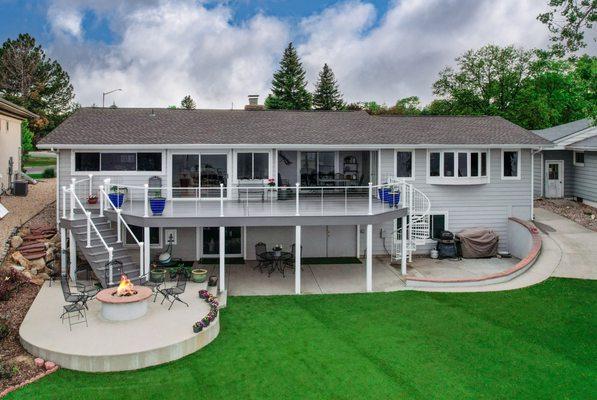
[0, 321, 8, 340]
[0, 269, 28, 301]
[0, 362, 12, 379]
[42, 168, 56, 178]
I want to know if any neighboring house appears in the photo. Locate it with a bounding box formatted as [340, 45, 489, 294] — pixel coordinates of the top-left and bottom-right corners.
[0, 97, 37, 190]
[37, 98, 551, 292]
[533, 118, 597, 207]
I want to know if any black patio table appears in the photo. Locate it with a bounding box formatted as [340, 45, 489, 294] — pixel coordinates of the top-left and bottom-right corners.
[262, 251, 293, 277]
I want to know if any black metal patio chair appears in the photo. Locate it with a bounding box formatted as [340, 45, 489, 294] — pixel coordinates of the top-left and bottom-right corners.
[159, 273, 189, 310]
[254, 242, 272, 272]
[61, 302, 88, 331]
[60, 276, 89, 309]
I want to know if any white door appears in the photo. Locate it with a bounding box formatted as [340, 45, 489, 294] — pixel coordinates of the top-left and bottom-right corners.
[545, 161, 564, 198]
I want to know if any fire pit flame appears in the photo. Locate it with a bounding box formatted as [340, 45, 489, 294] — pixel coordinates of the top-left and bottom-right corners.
[115, 274, 137, 297]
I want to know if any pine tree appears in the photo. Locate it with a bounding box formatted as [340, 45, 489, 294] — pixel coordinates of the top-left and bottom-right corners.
[265, 42, 312, 110]
[313, 64, 344, 110]
[181, 95, 196, 109]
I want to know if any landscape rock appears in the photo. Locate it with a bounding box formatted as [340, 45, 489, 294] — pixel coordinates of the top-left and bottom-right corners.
[29, 268, 38, 276]
[22, 271, 33, 280]
[34, 358, 45, 368]
[29, 257, 46, 270]
[49, 233, 60, 244]
[30, 277, 45, 286]
[10, 264, 25, 272]
[37, 273, 50, 281]
[19, 227, 31, 237]
[11, 251, 31, 269]
[45, 248, 54, 262]
[44, 361, 56, 371]
[10, 235, 23, 249]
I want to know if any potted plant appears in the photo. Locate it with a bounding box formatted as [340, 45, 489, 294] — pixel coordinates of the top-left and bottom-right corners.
[191, 268, 208, 283]
[108, 185, 126, 208]
[149, 189, 166, 216]
[87, 194, 98, 205]
[264, 177, 276, 187]
[150, 265, 166, 282]
[192, 321, 203, 333]
[273, 244, 283, 257]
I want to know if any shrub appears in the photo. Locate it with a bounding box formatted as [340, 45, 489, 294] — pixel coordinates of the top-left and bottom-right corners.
[0, 268, 28, 301]
[42, 168, 56, 178]
[0, 321, 9, 340]
[0, 362, 12, 379]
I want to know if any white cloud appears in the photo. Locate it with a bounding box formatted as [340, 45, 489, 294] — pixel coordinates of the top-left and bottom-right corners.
[45, 0, 560, 108]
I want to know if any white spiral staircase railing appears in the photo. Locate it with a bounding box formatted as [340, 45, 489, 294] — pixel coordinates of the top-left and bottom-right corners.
[390, 179, 431, 263]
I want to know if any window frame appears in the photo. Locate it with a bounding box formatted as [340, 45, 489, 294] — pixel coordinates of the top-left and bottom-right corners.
[426, 149, 490, 185]
[501, 149, 521, 180]
[123, 225, 162, 248]
[72, 150, 165, 175]
[573, 151, 585, 167]
[236, 151, 270, 181]
[394, 149, 415, 180]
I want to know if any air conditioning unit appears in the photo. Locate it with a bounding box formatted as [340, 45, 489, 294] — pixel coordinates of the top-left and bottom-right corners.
[12, 180, 28, 197]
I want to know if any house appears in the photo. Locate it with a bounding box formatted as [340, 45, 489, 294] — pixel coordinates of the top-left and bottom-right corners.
[0, 97, 37, 190]
[532, 118, 597, 207]
[37, 98, 551, 294]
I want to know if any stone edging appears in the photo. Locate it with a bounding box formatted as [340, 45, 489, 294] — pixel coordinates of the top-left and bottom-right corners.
[0, 365, 59, 398]
[406, 217, 542, 287]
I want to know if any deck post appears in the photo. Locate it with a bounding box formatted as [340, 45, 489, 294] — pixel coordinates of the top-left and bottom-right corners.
[69, 229, 77, 282]
[366, 224, 372, 292]
[219, 226, 225, 292]
[60, 228, 67, 275]
[401, 215, 407, 275]
[295, 183, 300, 216]
[62, 186, 67, 219]
[69, 180, 75, 220]
[116, 209, 122, 243]
[144, 227, 150, 277]
[144, 184, 149, 217]
[295, 225, 301, 294]
[99, 185, 104, 217]
[88, 174, 93, 197]
[368, 182, 373, 215]
[220, 183, 224, 217]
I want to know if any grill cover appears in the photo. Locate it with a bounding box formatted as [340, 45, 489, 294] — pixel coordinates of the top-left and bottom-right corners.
[456, 228, 499, 258]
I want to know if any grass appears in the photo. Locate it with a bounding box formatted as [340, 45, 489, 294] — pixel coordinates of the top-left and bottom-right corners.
[21, 157, 56, 168]
[8, 278, 596, 399]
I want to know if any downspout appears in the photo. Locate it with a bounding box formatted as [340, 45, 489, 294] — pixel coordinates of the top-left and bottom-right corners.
[530, 148, 543, 221]
[54, 148, 60, 226]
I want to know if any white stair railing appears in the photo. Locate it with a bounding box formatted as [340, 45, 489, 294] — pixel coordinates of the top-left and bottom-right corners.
[390, 179, 431, 264]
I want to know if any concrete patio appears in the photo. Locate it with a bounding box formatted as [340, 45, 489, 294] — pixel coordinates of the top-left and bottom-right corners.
[204, 255, 521, 296]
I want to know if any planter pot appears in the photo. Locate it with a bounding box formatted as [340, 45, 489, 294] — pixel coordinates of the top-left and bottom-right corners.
[108, 193, 125, 208]
[150, 268, 166, 283]
[87, 197, 98, 205]
[191, 268, 208, 283]
[150, 197, 166, 216]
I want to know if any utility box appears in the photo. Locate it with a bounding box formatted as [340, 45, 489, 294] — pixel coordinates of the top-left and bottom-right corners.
[12, 181, 28, 197]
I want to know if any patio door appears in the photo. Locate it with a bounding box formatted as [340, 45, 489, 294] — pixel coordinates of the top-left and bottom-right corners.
[171, 153, 228, 198]
[201, 227, 242, 258]
[545, 160, 564, 198]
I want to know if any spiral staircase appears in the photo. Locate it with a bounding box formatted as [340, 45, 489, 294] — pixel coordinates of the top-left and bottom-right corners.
[389, 179, 431, 263]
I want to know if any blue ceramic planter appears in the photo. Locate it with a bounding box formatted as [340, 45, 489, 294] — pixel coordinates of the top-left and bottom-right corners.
[378, 188, 400, 206]
[150, 197, 166, 215]
[108, 193, 125, 208]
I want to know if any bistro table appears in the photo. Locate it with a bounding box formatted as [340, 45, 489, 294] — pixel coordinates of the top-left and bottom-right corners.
[262, 251, 293, 277]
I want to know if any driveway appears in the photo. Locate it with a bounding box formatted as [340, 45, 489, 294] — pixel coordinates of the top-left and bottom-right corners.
[534, 207, 597, 280]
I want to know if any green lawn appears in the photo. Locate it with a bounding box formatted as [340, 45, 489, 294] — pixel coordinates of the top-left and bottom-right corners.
[22, 156, 57, 168]
[9, 278, 596, 399]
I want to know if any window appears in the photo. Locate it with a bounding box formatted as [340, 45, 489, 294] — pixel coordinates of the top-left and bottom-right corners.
[430, 152, 440, 177]
[101, 153, 136, 171]
[237, 152, 269, 180]
[457, 152, 467, 177]
[574, 151, 585, 166]
[75, 153, 100, 171]
[443, 152, 454, 177]
[300, 152, 336, 186]
[125, 225, 161, 247]
[481, 152, 487, 176]
[502, 150, 520, 179]
[74, 152, 162, 172]
[396, 151, 413, 178]
[429, 214, 447, 240]
[470, 152, 479, 177]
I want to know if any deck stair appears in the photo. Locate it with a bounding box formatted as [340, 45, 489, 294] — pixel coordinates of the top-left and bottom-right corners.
[66, 213, 141, 288]
[390, 179, 431, 263]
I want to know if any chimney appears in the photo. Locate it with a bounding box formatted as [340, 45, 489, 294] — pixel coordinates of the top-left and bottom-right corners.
[245, 94, 264, 110]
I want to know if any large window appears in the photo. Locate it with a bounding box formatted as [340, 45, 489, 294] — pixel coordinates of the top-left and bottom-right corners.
[171, 153, 227, 198]
[124, 225, 161, 247]
[502, 150, 520, 179]
[396, 151, 413, 178]
[428, 150, 488, 183]
[74, 152, 162, 172]
[202, 227, 241, 256]
[237, 152, 269, 180]
[301, 152, 335, 186]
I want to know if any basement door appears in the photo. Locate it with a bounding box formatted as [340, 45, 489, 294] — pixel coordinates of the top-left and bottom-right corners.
[302, 226, 356, 258]
[545, 160, 564, 198]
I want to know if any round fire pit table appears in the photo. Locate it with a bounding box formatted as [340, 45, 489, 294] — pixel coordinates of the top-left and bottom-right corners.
[96, 286, 153, 322]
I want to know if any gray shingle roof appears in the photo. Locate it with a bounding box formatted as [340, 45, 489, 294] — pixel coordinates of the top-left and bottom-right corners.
[567, 135, 597, 150]
[39, 108, 551, 147]
[532, 118, 593, 142]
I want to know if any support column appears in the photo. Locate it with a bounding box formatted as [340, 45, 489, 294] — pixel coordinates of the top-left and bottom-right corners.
[144, 227, 150, 277]
[219, 226, 225, 292]
[69, 230, 77, 281]
[295, 225, 301, 294]
[401, 215, 407, 275]
[356, 224, 360, 257]
[60, 228, 67, 276]
[366, 224, 372, 292]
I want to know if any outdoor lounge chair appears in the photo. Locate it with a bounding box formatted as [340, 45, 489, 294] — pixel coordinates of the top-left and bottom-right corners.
[159, 273, 189, 310]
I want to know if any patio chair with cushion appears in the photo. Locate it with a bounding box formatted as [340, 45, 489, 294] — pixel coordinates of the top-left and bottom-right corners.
[159, 273, 189, 310]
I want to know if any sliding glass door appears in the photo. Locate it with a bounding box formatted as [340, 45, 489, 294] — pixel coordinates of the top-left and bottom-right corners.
[202, 227, 242, 257]
[171, 153, 228, 198]
[300, 151, 336, 186]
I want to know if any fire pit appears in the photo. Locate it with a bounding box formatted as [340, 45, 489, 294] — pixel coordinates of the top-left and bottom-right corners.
[96, 275, 153, 321]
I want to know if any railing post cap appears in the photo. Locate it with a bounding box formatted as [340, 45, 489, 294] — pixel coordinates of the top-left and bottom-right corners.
[144, 183, 148, 188]
[71, 178, 76, 182]
[116, 209, 121, 213]
[99, 185, 104, 189]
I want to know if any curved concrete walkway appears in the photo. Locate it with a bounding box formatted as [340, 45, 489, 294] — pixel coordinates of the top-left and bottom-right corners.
[414, 207, 596, 293]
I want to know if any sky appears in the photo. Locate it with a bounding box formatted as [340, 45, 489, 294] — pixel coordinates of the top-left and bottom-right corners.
[0, 0, 586, 109]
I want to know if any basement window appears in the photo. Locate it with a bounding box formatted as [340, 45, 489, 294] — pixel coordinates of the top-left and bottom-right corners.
[124, 225, 161, 247]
